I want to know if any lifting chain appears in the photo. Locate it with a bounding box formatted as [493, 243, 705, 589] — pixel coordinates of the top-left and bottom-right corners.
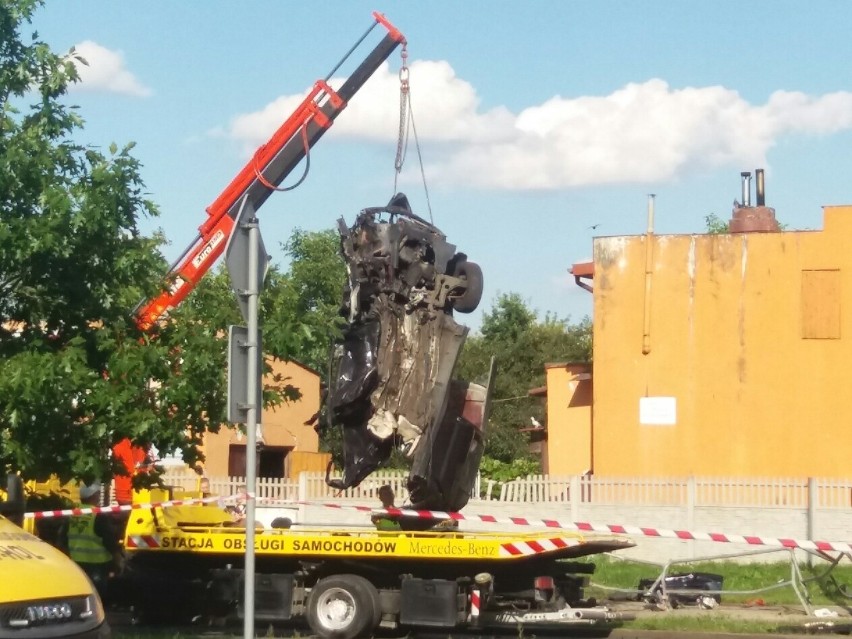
[392, 44, 433, 223]
[393, 45, 410, 191]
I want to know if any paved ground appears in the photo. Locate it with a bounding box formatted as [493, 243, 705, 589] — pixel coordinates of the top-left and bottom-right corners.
[609, 600, 852, 638]
[108, 602, 852, 638]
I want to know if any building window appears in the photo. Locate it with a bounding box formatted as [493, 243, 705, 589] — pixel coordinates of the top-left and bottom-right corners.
[801, 269, 841, 339]
[258, 447, 288, 479]
[228, 444, 289, 478]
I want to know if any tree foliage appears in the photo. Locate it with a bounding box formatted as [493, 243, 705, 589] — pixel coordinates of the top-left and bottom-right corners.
[456, 293, 592, 470]
[0, 2, 296, 485]
[0, 1, 176, 483]
[704, 213, 730, 234]
[267, 229, 348, 463]
[264, 229, 346, 373]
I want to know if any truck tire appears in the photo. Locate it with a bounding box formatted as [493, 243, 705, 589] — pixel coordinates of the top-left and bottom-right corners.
[306, 574, 380, 639]
[451, 260, 483, 313]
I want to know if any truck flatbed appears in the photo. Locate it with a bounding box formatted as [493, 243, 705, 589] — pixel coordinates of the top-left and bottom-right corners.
[127, 523, 633, 562]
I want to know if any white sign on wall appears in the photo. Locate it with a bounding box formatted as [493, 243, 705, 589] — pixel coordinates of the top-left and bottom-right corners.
[639, 396, 677, 426]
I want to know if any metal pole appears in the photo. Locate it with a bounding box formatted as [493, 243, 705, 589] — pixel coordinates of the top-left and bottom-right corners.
[243, 215, 260, 639]
[740, 172, 751, 207]
[641, 194, 655, 355]
[807, 477, 817, 568]
[755, 168, 766, 206]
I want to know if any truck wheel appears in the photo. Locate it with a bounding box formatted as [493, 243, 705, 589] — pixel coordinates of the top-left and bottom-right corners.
[451, 260, 483, 313]
[307, 574, 380, 639]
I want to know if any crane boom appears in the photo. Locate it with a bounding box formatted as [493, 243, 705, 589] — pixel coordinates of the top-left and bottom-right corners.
[135, 12, 406, 330]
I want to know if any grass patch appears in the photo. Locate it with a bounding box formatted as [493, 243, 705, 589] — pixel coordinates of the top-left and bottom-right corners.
[629, 615, 785, 633]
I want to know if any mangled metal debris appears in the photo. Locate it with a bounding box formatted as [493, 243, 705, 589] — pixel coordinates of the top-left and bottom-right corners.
[323, 193, 489, 511]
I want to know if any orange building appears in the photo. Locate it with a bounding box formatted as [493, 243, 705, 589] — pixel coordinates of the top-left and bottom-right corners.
[201, 358, 328, 479]
[535, 363, 594, 476]
[549, 204, 852, 479]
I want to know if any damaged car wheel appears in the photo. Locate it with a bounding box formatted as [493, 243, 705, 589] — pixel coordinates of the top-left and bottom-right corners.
[450, 259, 483, 313]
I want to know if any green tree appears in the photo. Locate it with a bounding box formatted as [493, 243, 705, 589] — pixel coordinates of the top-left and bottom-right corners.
[264, 229, 346, 372]
[177, 227, 346, 372]
[175, 229, 347, 460]
[457, 293, 592, 473]
[0, 2, 351, 487]
[0, 1, 283, 485]
[2, 1, 155, 482]
[270, 229, 347, 463]
[704, 213, 729, 234]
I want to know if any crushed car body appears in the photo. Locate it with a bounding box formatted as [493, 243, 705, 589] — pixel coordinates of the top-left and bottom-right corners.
[324, 193, 488, 512]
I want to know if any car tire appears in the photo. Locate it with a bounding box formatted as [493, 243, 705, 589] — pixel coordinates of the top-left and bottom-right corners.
[452, 260, 484, 313]
[306, 574, 380, 639]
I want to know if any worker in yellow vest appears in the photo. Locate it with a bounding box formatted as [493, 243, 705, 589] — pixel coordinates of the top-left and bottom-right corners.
[371, 485, 402, 531]
[61, 482, 122, 599]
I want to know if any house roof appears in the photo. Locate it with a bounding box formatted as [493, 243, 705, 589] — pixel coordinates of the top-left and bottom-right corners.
[267, 356, 321, 378]
[543, 362, 592, 370]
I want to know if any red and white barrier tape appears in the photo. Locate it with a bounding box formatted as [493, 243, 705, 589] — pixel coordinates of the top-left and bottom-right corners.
[252, 496, 852, 554]
[21, 493, 850, 555]
[22, 493, 239, 520]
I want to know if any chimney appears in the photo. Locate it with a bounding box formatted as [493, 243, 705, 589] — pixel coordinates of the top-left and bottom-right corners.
[729, 168, 779, 233]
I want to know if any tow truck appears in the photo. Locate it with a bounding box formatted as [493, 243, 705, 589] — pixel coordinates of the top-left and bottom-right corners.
[124, 501, 635, 637]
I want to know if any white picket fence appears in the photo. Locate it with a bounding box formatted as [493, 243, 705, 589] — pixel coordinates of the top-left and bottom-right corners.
[495, 474, 852, 508]
[159, 469, 851, 510]
[161, 469, 424, 504]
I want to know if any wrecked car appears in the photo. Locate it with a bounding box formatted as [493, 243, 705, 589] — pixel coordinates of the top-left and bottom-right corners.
[639, 572, 724, 608]
[324, 193, 490, 512]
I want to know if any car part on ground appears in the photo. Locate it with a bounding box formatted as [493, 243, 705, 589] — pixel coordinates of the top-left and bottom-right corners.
[639, 572, 724, 608]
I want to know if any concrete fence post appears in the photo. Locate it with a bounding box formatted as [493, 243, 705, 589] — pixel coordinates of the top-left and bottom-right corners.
[570, 474, 581, 522]
[807, 477, 817, 565]
[687, 476, 696, 559]
[298, 471, 309, 522]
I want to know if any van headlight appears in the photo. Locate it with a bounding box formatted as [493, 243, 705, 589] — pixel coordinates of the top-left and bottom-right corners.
[0, 593, 105, 637]
[81, 592, 106, 624]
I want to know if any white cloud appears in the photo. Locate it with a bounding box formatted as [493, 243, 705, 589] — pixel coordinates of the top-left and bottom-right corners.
[221, 60, 852, 190]
[224, 60, 514, 150]
[69, 41, 152, 97]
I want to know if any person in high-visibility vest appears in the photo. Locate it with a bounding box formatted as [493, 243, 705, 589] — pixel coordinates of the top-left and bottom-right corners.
[371, 485, 402, 531]
[61, 482, 121, 598]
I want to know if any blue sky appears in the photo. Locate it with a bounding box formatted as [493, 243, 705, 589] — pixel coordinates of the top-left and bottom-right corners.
[33, 1, 852, 331]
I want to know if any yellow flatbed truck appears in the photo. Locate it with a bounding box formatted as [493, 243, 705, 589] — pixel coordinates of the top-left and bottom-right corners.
[124, 503, 635, 637]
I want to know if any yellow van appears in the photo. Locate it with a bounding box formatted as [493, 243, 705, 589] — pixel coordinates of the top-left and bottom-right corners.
[0, 476, 110, 639]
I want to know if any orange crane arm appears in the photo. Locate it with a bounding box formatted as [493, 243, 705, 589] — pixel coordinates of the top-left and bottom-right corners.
[135, 12, 406, 330]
